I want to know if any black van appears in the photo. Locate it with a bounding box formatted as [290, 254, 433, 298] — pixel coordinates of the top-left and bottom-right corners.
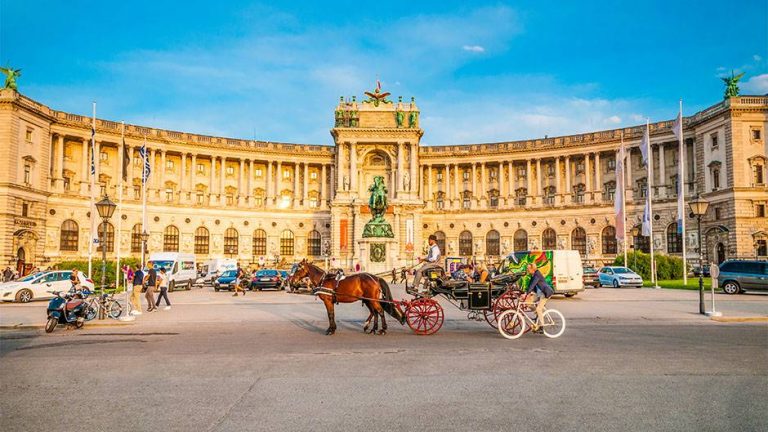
[718, 260, 768, 294]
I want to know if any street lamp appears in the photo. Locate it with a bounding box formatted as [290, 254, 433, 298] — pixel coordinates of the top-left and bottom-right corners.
[95, 195, 117, 320]
[689, 194, 709, 315]
[630, 226, 640, 269]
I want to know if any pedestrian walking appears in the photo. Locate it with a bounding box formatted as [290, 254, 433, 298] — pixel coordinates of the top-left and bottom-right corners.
[400, 267, 407, 284]
[233, 263, 246, 297]
[155, 267, 171, 310]
[391, 268, 397, 283]
[130, 265, 144, 315]
[145, 266, 157, 312]
[3, 267, 12, 282]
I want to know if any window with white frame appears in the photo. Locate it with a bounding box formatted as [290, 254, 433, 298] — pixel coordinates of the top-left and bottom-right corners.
[463, 170, 470, 181]
[226, 166, 235, 176]
[710, 132, 719, 150]
[254, 168, 263, 177]
[283, 169, 291, 179]
[165, 188, 174, 202]
[26, 127, 33, 142]
[752, 128, 762, 141]
[196, 191, 204, 204]
[166, 160, 174, 170]
[197, 163, 205, 174]
[517, 166, 526, 179]
[23, 164, 31, 184]
[310, 171, 318, 180]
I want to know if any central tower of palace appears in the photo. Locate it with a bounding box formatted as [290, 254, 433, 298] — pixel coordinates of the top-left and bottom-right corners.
[330, 83, 424, 271]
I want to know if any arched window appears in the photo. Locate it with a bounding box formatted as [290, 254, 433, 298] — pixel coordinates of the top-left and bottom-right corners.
[280, 230, 295, 256]
[163, 226, 179, 252]
[60, 220, 79, 252]
[131, 224, 143, 253]
[434, 231, 446, 255]
[224, 228, 239, 257]
[667, 222, 682, 253]
[96, 222, 115, 253]
[572, 227, 587, 256]
[194, 226, 209, 255]
[633, 226, 650, 253]
[602, 226, 617, 254]
[486, 230, 500, 256]
[253, 229, 267, 256]
[459, 231, 473, 256]
[514, 229, 528, 252]
[542, 228, 557, 250]
[308, 230, 321, 256]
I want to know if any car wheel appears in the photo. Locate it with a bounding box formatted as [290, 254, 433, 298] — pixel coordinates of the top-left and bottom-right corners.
[16, 289, 32, 303]
[722, 281, 740, 295]
[186, 281, 192, 291]
[214, 287, 220, 292]
[169, 281, 175, 292]
[564, 293, 576, 298]
[612, 279, 620, 288]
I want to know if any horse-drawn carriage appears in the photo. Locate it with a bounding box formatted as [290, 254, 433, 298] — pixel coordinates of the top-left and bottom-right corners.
[290, 260, 526, 336]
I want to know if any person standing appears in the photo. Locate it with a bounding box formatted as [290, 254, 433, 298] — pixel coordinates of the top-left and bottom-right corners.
[400, 267, 407, 284]
[233, 263, 245, 297]
[412, 234, 441, 292]
[155, 267, 171, 310]
[391, 268, 397, 283]
[145, 266, 157, 312]
[130, 265, 144, 316]
[3, 267, 12, 282]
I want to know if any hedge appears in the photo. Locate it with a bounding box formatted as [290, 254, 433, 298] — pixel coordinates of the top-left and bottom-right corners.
[53, 257, 142, 289]
[613, 251, 684, 280]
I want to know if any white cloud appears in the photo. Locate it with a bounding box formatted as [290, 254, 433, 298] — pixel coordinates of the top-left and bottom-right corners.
[742, 74, 768, 94]
[607, 115, 622, 124]
[754, 54, 763, 62]
[463, 45, 486, 53]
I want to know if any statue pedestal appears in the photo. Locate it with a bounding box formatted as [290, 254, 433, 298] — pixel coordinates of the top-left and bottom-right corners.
[357, 238, 398, 275]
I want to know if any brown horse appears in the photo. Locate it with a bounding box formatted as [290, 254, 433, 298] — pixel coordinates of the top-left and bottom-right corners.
[291, 260, 404, 335]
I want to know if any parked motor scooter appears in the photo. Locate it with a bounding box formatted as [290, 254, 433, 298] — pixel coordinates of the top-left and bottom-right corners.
[44, 290, 90, 333]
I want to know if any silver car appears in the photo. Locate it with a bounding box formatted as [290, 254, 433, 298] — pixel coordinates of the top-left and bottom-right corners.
[598, 266, 643, 288]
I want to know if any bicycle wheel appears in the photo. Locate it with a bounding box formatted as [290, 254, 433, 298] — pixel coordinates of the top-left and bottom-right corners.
[84, 300, 98, 321]
[541, 309, 566, 338]
[107, 300, 123, 319]
[497, 309, 526, 340]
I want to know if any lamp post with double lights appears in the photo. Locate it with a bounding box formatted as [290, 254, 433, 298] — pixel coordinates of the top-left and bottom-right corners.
[689, 194, 710, 315]
[95, 195, 117, 320]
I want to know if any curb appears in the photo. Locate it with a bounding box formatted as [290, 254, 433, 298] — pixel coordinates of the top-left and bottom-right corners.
[0, 321, 135, 330]
[710, 316, 768, 323]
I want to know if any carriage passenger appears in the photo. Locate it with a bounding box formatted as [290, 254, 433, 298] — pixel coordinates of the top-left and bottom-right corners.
[412, 235, 441, 292]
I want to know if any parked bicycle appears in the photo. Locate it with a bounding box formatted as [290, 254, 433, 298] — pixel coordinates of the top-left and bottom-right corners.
[497, 296, 566, 339]
[84, 290, 124, 320]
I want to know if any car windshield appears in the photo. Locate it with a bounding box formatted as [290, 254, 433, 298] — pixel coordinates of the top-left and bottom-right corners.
[613, 267, 632, 274]
[221, 270, 236, 277]
[583, 267, 597, 273]
[17, 274, 41, 282]
[149, 261, 174, 272]
[256, 270, 277, 277]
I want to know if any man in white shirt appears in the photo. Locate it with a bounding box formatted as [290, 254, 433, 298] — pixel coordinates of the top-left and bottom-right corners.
[413, 235, 441, 292]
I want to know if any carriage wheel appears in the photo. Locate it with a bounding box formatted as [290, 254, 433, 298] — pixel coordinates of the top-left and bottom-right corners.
[405, 298, 444, 335]
[483, 290, 519, 329]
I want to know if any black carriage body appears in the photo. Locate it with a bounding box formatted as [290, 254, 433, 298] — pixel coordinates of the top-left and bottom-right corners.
[468, 283, 492, 310]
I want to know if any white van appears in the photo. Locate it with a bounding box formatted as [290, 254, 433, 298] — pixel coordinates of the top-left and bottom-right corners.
[199, 258, 238, 285]
[148, 252, 197, 291]
[501, 250, 585, 297]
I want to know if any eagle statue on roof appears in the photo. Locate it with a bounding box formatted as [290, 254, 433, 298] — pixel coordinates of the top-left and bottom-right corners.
[364, 80, 392, 106]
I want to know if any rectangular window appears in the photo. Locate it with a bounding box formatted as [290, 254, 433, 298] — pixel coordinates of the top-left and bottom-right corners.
[310, 171, 318, 180]
[436, 172, 443, 182]
[23, 164, 31, 184]
[226, 194, 234, 205]
[26, 128, 33, 142]
[576, 161, 585, 174]
[753, 129, 762, 140]
[490, 169, 498, 180]
[547, 164, 555, 177]
[462, 196, 471, 209]
[755, 165, 765, 185]
[489, 195, 499, 208]
[166, 160, 174, 170]
[100, 151, 108, 162]
[196, 192, 204, 205]
[254, 196, 263, 207]
[710, 133, 719, 150]
[21, 203, 28, 217]
[517, 167, 526, 178]
[607, 159, 616, 172]
[757, 204, 766, 218]
[226, 166, 235, 176]
[165, 188, 174, 202]
[196, 163, 205, 174]
[715, 207, 722, 220]
[309, 197, 319, 208]
[436, 197, 444, 209]
[283, 170, 291, 179]
[63, 177, 70, 191]
[100, 184, 107, 196]
[712, 169, 720, 190]
[134, 187, 141, 199]
[463, 170, 470, 181]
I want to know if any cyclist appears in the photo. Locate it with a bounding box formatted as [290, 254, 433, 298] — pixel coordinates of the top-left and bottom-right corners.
[524, 263, 554, 331]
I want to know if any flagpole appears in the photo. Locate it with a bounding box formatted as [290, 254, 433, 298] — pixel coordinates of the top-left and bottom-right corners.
[621, 132, 628, 266]
[88, 102, 96, 281]
[679, 99, 688, 285]
[646, 119, 658, 288]
[117, 122, 126, 311]
[141, 133, 148, 269]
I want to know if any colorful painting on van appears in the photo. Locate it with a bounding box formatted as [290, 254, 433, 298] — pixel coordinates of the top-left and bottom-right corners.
[501, 250, 554, 289]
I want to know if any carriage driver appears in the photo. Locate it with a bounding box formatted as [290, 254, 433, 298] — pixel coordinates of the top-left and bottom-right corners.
[413, 235, 441, 292]
[524, 263, 554, 330]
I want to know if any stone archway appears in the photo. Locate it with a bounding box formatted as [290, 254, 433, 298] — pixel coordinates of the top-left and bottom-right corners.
[704, 225, 729, 265]
[360, 149, 394, 199]
[12, 229, 38, 276]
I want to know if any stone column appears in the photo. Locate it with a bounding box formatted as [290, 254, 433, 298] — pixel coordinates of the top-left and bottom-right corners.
[149, 148, 156, 195]
[336, 145, 344, 192]
[219, 157, 226, 197]
[507, 161, 514, 203]
[128, 146, 135, 191]
[320, 164, 327, 208]
[180, 153, 187, 201]
[418, 165, 424, 200]
[94, 141, 101, 186]
[303, 163, 309, 207]
[481, 162, 487, 199]
[238, 158, 245, 205]
[585, 153, 592, 203]
[554, 158, 561, 201]
[626, 150, 634, 201]
[248, 159, 254, 205]
[209, 155, 216, 203]
[428, 165, 433, 204]
[266, 161, 273, 205]
[350, 142, 357, 194]
[471, 163, 477, 200]
[190, 154, 197, 192]
[397, 142, 405, 194]
[536, 159, 542, 199]
[159, 149, 166, 190]
[565, 156, 571, 202]
[526, 160, 532, 203]
[54, 134, 64, 189]
[410, 143, 417, 193]
[80, 138, 89, 193]
[275, 161, 282, 202]
[658, 143, 666, 198]
[329, 165, 335, 202]
[444, 165, 450, 207]
[293, 163, 299, 208]
[453, 164, 459, 206]
[595, 152, 602, 201]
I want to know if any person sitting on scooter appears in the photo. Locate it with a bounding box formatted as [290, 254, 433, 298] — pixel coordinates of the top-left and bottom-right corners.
[70, 269, 82, 290]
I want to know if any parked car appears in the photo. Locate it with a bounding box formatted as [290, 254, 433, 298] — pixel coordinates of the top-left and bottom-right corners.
[213, 270, 238, 292]
[582, 266, 600, 288]
[0, 270, 95, 303]
[198, 258, 238, 285]
[718, 260, 768, 294]
[250, 269, 283, 291]
[598, 266, 643, 288]
[148, 252, 196, 291]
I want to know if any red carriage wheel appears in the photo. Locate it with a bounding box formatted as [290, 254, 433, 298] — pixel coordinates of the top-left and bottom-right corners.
[405, 298, 444, 335]
[484, 290, 520, 329]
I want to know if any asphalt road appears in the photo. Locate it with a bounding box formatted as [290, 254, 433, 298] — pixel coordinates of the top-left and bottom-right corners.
[1, 313, 766, 431]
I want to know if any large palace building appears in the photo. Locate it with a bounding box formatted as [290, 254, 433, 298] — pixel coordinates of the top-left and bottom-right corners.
[1, 86, 766, 273]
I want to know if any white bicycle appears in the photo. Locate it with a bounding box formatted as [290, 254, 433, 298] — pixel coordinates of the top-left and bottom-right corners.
[497, 299, 566, 339]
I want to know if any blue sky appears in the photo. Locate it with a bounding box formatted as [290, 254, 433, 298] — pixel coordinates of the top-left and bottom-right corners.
[1, 1, 766, 145]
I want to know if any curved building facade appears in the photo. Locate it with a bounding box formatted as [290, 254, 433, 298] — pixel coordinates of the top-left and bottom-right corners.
[1, 87, 766, 273]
